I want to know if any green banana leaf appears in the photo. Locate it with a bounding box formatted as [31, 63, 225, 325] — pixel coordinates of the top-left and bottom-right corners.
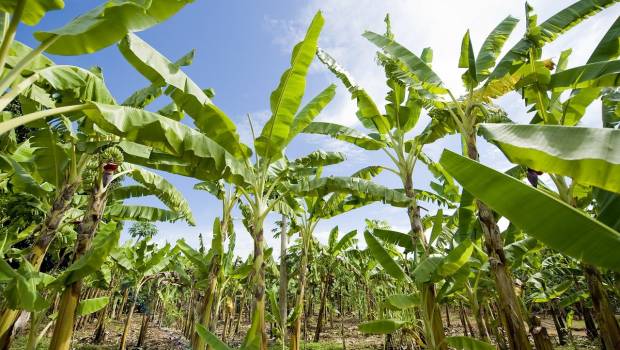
[0, 0, 64, 25]
[413, 255, 443, 283]
[364, 230, 408, 281]
[303, 121, 385, 150]
[588, 16, 620, 63]
[372, 228, 415, 253]
[479, 123, 620, 194]
[125, 165, 194, 224]
[363, 31, 444, 91]
[288, 84, 336, 142]
[35, 65, 116, 104]
[29, 127, 70, 188]
[458, 30, 477, 86]
[195, 324, 231, 350]
[549, 59, 620, 91]
[316, 48, 389, 133]
[118, 33, 249, 159]
[439, 149, 620, 271]
[0, 259, 50, 311]
[176, 239, 209, 273]
[332, 229, 357, 255]
[595, 188, 620, 231]
[358, 319, 407, 334]
[289, 176, 410, 208]
[255, 11, 324, 161]
[445, 336, 495, 350]
[436, 240, 474, 277]
[386, 294, 420, 310]
[0, 154, 50, 197]
[292, 150, 345, 168]
[106, 204, 181, 223]
[34, 0, 193, 55]
[475, 16, 519, 81]
[77, 296, 109, 316]
[489, 0, 618, 80]
[110, 185, 152, 201]
[82, 102, 251, 185]
[52, 221, 120, 287]
[6, 40, 54, 72]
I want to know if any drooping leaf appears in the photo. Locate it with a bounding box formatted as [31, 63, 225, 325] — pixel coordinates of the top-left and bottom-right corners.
[289, 176, 411, 208]
[439, 149, 620, 271]
[52, 221, 120, 287]
[29, 127, 70, 188]
[195, 324, 232, 350]
[363, 31, 444, 90]
[106, 205, 181, 223]
[292, 150, 345, 168]
[386, 294, 420, 310]
[549, 59, 620, 91]
[82, 102, 250, 185]
[125, 165, 195, 224]
[118, 33, 250, 159]
[316, 48, 390, 133]
[437, 240, 473, 277]
[303, 121, 385, 150]
[255, 11, 324, 160]
[372, 228, 415, 253]
[77, 296, 109, 316]
[34, 0, 193, 55]
[479, 123, 620, 194]
[0, 0, 64, 26]
[364, 230, 408, 281]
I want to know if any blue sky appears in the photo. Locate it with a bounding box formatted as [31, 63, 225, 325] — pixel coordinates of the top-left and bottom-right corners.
[15, 1, 620, 256]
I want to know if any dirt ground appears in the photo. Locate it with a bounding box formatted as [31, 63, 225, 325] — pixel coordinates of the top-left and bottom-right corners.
[10, 310, 600, 349]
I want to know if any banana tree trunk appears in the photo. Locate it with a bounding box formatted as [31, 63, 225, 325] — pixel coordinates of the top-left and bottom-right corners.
[245, 226, 267, 350]
[471, 298, 490, 341]
[583, 263, 620, 349]
[404, 174, 446, 350]
[291, 233, 307, 350]
[48, 183, 109, 350]
[278, 214, 288, 344]
[92, 301, 109, 344]
[549, 301, 567, 346]
[313, 275, 330, 342]
[119, 294, 138, 350]
[0, 180, 81, 349]
[137, 311, 150, 348]
[465, 134, 531, 350]
[192, 270, 218, 350]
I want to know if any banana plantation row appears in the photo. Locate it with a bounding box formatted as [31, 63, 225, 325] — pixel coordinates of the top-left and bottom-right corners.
[0, 0, 619, 350]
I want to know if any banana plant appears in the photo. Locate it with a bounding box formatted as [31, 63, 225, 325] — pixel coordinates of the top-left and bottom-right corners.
[303, 15, 462, 349]
[468, 13, 620, 348]
[178, 179, 238, 350]
[110, 238, 172, 350]
[365, 2, 618, 348]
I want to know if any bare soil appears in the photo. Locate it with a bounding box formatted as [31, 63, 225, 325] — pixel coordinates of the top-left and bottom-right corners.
[11, 310, 600, 349]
